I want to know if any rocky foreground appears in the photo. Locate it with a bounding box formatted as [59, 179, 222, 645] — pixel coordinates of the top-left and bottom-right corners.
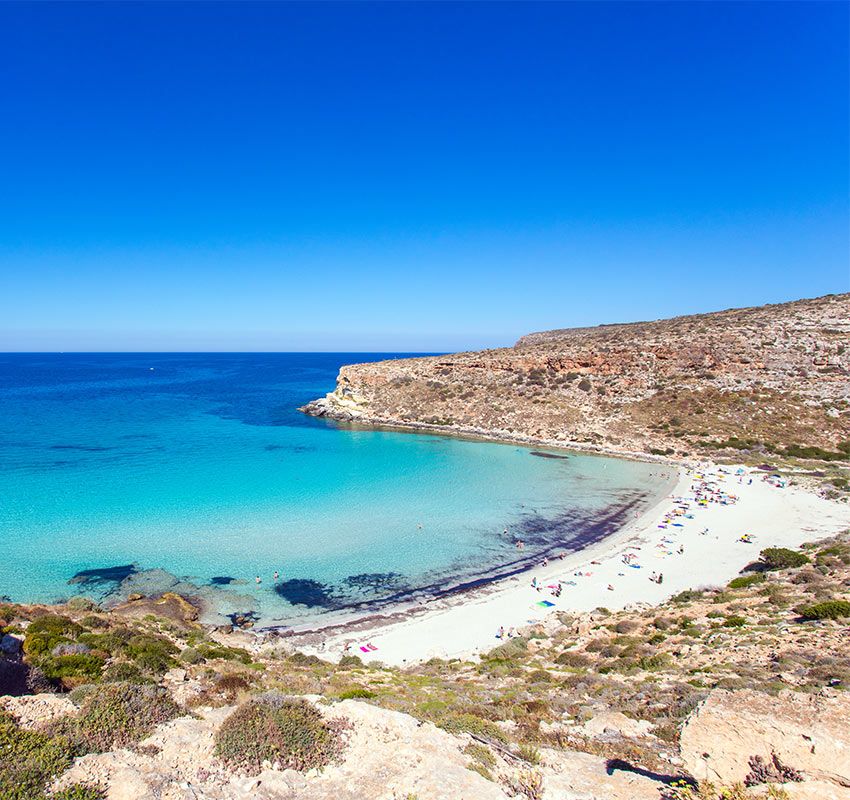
[303, 294, 850, 481]
[2, 534, 849, 799]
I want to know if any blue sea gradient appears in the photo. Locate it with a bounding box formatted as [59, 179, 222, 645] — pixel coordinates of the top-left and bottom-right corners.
[0, 354, 672, 628]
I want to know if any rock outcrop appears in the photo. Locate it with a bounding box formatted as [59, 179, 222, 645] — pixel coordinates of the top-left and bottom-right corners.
[303, 293, 850, 459]
[680, 689, 850, 790]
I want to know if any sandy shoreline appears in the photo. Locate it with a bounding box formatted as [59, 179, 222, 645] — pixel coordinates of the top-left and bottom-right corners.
[272, 462, 850, 666]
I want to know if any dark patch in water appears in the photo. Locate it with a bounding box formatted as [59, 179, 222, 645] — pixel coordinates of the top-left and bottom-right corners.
[51, 444, 114, 452]
[264, 443, 315, 453]
[68, 564, 137, 587]
[210, 576, 237, 585]
[344, 573, 407, 592]
[228, 610, 260, 626]
[529, 451, 569, 460]
[274, 578, 337, 608]
[258, 492, 653, 626]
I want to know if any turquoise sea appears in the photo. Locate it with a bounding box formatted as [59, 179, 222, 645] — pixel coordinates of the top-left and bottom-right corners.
[0, 354, 671, 629]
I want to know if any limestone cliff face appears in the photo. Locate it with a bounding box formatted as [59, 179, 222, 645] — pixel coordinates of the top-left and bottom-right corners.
[303, 294, 850, 457]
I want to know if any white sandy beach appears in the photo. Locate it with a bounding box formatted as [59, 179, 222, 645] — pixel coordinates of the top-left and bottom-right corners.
[292, 464, 850, 666]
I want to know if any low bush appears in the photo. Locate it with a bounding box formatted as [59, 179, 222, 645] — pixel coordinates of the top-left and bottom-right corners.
[214, 693, 348, 774]
[100, 661, 148, 684]
[38, 654, 105, 683]
[195, 642, 252, 664]
[728, 574, 765, 590]
[555, 650, 590, 668]
[798, 600, 850, 620]
[0, 710, 76, 800]
[179, 647, 203, 664]
[336, 687, 375, 700]
[722, 616, 747, 628]
[437, 712, 508, 744]
[759, 548, 810, 571]
[125, 634, 179, 675]
[51, 682, 180, 753]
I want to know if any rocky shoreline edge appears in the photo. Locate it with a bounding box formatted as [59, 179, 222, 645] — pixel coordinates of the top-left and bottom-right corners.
[299, 396, 679, 466]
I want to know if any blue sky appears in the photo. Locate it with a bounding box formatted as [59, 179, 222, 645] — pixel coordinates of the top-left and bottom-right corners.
[1, 1, 847, 352]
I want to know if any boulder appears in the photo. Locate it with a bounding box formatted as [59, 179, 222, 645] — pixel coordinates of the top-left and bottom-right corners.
[0, 633, 23, 656]
[680, 689, 850, 789]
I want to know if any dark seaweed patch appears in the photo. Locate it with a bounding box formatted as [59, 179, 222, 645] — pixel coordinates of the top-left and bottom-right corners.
[529, 450, 569, 460]
[68, 564, 137, 587]
[274, 578, 337, 608]
[344, 573, 407, 592]
[210, 576, 238, 585]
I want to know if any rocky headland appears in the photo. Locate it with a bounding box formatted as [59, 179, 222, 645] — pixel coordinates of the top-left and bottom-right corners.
[303, 293, 850, 475]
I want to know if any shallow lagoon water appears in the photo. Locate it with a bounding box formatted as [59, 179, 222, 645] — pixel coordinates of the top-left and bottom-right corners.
[0, 353, 671, 627]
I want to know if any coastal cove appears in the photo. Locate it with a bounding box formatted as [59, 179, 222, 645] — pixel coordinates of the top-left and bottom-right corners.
[0, 353, 673, 631]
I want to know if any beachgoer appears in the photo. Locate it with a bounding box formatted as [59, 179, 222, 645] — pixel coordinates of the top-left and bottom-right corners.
[678, 545, 684, 554]
[650, 571, 657, 582]
[658, 573, 663, 584]
[255, 575, 262, 584]
[498, 626, 505, 639]
[273, 571, 279, 581]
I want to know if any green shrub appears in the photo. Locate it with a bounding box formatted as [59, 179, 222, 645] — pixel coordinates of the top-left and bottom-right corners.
[728, 574, 765, 589]
[195, 642, 252, 664]
[517, 743, 541, 764]
[337, 654, 363, 668]
[799, 600, 850, 620]
[437, 712, 508, 743]
[51, 682, 180, 753]
[101, 661, 148, 684]
[214, 693, 348, 774]
[0, 711, 76, 800]
[125, 634, 179, 675]
[336, 687, 375, 700]
[38, 654, 105, 682]
[671, 589, 704, 604]
[555, 650, 590, 668]
[759, 547, 810, 571]
[179, 647, 204, 664]
[485, 637, 528, 662]
[722, 616, 747, 628]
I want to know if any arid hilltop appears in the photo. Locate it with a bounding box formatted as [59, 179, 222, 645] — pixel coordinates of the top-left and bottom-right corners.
[303, 294, 850, 465]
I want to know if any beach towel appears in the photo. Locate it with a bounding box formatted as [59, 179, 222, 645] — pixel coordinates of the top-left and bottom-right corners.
[360, 646, 370, 653]
[537, 600, 555, 607]
[366, 643, 378, 651]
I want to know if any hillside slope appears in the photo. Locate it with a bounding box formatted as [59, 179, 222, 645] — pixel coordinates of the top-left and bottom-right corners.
[303, 294, 850, 465]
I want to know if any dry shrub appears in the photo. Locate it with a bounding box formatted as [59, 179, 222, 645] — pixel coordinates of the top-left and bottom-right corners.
[50, 682, 180, 753]
[214, 692, 349, 774]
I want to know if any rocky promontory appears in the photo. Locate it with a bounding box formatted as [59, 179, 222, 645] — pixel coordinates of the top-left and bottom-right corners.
[303, 294, 850, 465]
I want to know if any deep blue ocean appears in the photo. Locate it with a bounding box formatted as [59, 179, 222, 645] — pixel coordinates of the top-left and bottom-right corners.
[0, 353, 670, 628]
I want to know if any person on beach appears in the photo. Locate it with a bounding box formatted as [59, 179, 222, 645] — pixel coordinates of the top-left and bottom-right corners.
[273, 571, 279, 581]
[658, 573, 663, 584]
[497, 625, 505, 639]
[255, 575, 262, 585]
[678, 545, 684, 554]
[650, 571, 657, 582]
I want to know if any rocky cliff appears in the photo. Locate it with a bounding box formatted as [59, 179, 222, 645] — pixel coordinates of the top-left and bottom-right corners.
[303, 293, 850, 462]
